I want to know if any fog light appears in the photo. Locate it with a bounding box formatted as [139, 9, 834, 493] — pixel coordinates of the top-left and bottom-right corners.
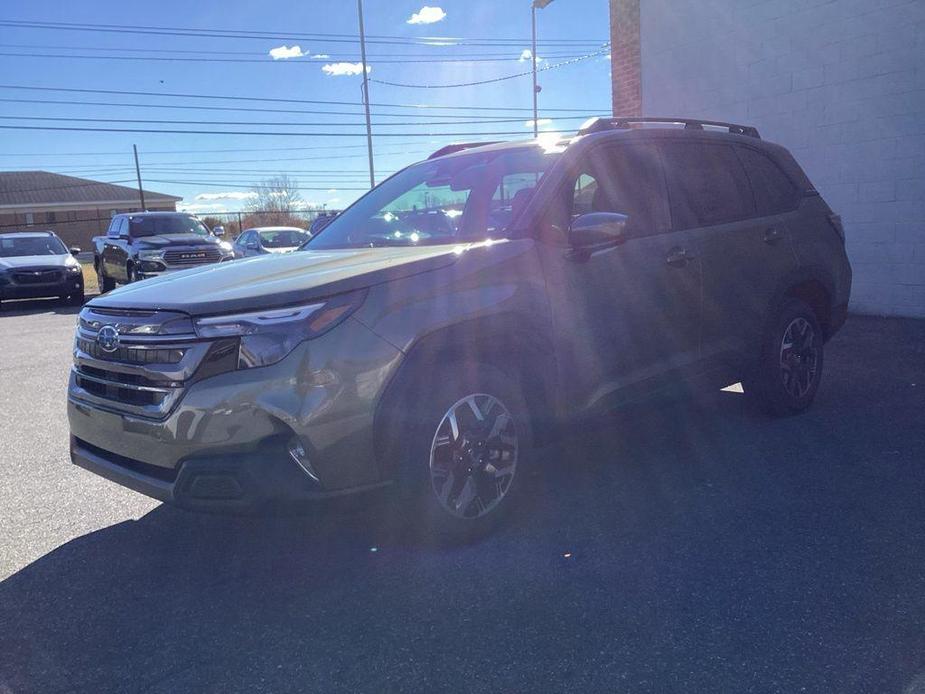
[288, 437, 320, 483]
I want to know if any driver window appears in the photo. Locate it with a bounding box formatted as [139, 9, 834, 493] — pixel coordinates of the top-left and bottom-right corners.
[570, 145, 669, 237]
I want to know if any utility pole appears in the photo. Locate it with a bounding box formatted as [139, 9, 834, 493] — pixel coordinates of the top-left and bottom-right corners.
[531, 0, 554, 138]
[357, 0, 375, 188]
[133, 144, 146, 211]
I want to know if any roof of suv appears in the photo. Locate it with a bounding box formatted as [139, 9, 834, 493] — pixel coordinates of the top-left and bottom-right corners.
[116, 211, 197, 218]
[0, 230, 58, 239]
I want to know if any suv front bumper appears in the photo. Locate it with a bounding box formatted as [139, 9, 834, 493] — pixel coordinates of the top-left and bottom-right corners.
[67, 317, 403, 511]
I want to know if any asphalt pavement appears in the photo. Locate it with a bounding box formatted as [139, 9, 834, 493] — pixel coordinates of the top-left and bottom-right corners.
[1, 297, 924, 693]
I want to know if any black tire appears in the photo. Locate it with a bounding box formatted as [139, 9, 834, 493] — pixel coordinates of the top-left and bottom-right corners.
[70, 290, 85, 305]
[392, 363, 531, 544]
[98, 268, 116, 293]
[745, 298, 824, 417]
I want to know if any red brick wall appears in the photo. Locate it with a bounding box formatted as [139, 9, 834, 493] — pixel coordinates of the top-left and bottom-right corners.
[610, 0, 642, 116]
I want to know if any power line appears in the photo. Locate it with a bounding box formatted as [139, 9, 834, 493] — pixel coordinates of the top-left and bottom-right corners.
[0, 19, 606, 47]
[0, 114, 574, 128]
[0, 96, 588, 121]
[0, 50, 592, 65]
[143, 178, 369, 191]
[0, 124, 571, 138]
[0, 84, 606, 113]
[370, 47, 611, 89]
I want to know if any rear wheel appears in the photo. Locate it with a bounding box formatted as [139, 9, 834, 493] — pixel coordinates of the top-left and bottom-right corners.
[745, 298, 824, 416]
[393, 364, 529, 543]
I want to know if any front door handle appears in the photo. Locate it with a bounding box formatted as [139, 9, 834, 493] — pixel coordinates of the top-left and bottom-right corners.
[665, 247, 692, 267]
[763, 227, 783, 244]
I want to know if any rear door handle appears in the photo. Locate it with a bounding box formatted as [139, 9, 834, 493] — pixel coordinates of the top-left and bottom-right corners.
[665, 247, 692, 267]
[763, 227, 783, 244]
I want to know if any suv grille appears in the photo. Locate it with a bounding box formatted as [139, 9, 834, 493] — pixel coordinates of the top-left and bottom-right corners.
[70, 306, 215, 419]
[163, 247, 222, 266]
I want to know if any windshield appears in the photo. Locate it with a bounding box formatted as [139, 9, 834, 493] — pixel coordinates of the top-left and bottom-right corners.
[305, 147, 557, 249]
[0, 235, 67, 257]
[130, 215, 211, 238]
[259, 229, 308, 248]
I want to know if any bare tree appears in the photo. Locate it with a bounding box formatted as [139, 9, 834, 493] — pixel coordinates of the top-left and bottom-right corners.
[246, 175, 305, 226]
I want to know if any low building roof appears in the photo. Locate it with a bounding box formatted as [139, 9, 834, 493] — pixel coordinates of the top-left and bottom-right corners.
[0, 171, 181, 208]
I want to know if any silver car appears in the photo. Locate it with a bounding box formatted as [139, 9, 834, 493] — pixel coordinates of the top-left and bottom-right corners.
[232, 227, 309, 258]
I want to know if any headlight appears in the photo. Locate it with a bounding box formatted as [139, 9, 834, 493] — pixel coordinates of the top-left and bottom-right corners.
[137, 249, 165, 261]
[67, 264, 82, 274]
[193, 290, 366, 368]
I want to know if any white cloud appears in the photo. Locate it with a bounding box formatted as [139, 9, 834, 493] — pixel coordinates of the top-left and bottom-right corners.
[407, 6, 446, 24]
[519, 49, 542, 63]
[524, 118, 552, 128]
[194, 191, 257, 202]
[269, 44, 306, 60]
[312, 53, 330, 59]
[322, 62, 371, 76]
[178, 202, 226, 213]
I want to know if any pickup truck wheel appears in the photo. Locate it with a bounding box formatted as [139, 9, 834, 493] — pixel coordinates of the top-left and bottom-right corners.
[97, 265, 116, 293]
[745, 298, 824, 417]
[393, 364, 530, 544]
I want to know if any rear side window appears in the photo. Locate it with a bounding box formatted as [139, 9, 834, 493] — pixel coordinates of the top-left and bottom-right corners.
[661, 142, 755, 228]
[737, 147, 799, 215]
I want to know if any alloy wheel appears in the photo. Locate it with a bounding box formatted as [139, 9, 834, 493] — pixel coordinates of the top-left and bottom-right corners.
[779, 317, 819, 399]
[428, 393, 518, 520]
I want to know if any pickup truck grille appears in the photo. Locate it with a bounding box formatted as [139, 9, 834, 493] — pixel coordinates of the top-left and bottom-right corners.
[163, 247, 223, 266]
[13, 268, 64, 284]
[70, 306, 217, 419]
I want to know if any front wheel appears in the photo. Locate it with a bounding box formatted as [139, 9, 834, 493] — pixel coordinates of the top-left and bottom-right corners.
[393, 364, 530, 543]
[97, 264, 116, 293]
[745, 298, 824, 416]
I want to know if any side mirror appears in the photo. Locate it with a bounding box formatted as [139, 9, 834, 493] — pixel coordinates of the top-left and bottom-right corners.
[69, 246, 81, 255]
[569, 212, 629, 251]
[212, 225, 225, 237]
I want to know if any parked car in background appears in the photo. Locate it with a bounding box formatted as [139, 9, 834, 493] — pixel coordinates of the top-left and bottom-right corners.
[232, 226, 310, 259]
[68, 117, 851, 540]
[0, 230, 84, 308]
[92, 212, 234, 292]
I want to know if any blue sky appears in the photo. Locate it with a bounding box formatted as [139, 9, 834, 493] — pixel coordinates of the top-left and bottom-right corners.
[0, 1, 611, 213]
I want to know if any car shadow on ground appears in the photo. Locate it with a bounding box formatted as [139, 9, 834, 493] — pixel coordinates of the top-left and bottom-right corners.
[1, 317, 924, 693]
[0, 296, 89, 317]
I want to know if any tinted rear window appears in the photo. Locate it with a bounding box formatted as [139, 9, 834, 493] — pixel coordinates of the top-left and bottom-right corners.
[661, 142, 755, 228]
[737, 147, 800, 215]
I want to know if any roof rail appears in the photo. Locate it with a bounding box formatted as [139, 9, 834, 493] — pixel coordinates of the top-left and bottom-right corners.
[578, 116, 760, 139]
[427, 141, 501, 159]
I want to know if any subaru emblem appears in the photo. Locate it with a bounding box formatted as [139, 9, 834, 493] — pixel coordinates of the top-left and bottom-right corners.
[97, 325, 120, 353]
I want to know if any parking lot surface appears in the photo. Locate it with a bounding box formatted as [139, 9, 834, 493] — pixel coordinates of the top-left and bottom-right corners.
[1, 299, 924, 693]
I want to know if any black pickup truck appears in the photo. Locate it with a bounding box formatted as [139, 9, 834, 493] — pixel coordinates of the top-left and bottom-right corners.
[93, 212, 234, 291]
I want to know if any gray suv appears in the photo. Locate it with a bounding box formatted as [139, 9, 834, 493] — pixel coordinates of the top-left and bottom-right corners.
[68, 117, 852, 539]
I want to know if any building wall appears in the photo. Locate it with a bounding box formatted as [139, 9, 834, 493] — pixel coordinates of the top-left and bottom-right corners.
[610, 0, 642, 115]
[635, 0, 925, 317]
[0, 202, 177, 251]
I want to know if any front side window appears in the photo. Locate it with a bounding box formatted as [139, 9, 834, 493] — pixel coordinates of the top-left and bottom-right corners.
[661, 142, 755, 228]
[0, 235, 67, 257]
[306, 147, 558, 249]
[548, 144, 669, 237]
[129, 215, 211, 238]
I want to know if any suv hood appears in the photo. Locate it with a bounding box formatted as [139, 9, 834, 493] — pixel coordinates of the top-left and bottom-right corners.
[90, 244, 465, 315]
[0, 254, 73, 270]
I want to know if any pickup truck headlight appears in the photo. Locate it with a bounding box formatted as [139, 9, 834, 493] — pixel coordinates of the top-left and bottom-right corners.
[193, 290, 366, 368]
[137, 249, 165, 261]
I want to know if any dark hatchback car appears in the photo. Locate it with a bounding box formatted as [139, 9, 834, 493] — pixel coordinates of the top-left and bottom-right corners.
[68, 117, 851, 540]
[0, 230, 84, 308]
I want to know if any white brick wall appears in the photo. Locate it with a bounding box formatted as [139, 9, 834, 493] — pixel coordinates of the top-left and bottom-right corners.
[639, 0, 925, 317]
